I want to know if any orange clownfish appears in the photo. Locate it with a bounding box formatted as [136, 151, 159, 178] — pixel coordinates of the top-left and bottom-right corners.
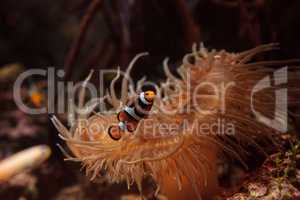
[108, 90, 156, 140]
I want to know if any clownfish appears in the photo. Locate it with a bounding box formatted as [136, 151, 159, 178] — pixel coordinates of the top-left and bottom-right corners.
[108, 90, 156, 140]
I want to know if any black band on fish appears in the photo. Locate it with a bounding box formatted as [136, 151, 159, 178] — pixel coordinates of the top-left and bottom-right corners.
[134, 107, 147, 118]
[124, 106, 142, 121]
[137, 97, 150, 110]
[140, 92, 152, 105]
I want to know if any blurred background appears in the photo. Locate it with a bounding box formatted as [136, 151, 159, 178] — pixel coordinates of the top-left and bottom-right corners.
[0, 0, 300, 199]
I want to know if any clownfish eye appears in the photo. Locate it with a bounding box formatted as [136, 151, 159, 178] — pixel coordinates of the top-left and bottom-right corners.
[144, 90, 155, 101]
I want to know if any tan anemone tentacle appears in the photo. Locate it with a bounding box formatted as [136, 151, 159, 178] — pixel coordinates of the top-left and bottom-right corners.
[136, 76, 147, 94]
[78, 70, 94, 109]
[120, 136, 184, 164]
[236, 43, 279, 61]
[163, 57, 181, 83]
[120, 52, 149, 104]
[109, 67, 121, 109]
